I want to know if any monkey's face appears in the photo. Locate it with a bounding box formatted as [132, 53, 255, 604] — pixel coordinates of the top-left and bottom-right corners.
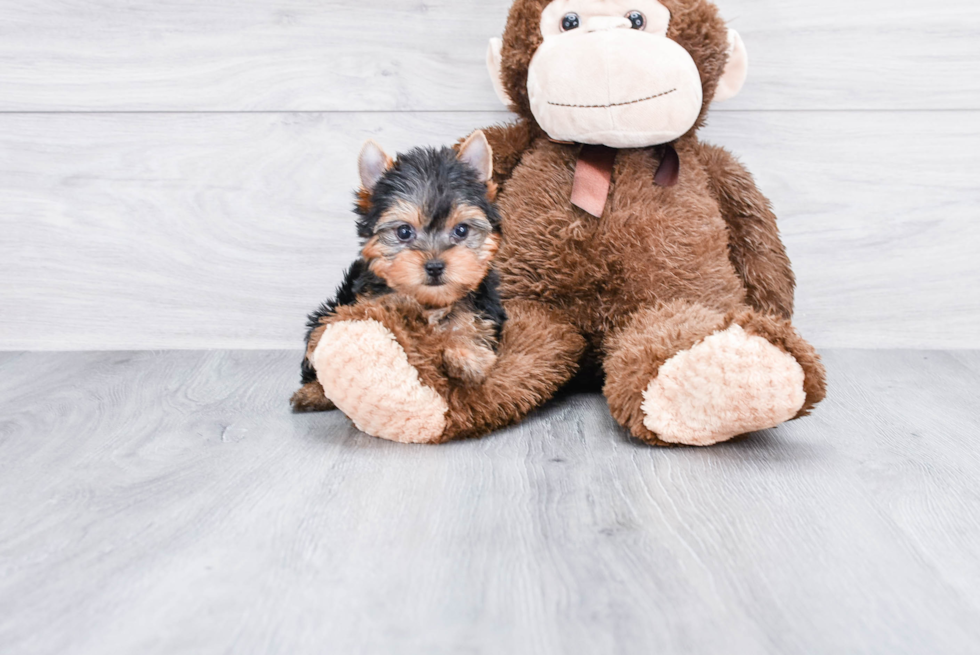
[364, 204, 499, 308]
[529, 0, 699, 147]
[488, 0, 747, 148]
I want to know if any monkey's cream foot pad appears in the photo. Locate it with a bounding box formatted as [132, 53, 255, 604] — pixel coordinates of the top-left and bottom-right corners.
[313, 319, 447, 444]
[641, 325, 806, 446]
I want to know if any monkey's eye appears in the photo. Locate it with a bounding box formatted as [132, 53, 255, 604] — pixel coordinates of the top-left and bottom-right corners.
[626, 11, 645, 29]
[452, 224, 470, 239]
[561, 13, 580, 31]
[395, 224, 415, 242]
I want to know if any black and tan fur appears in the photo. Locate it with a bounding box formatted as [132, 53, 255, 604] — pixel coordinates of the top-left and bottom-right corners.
[291, 142, 506, 412]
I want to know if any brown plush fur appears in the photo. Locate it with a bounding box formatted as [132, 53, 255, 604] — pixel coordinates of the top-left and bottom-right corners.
[697, 143, 796, 318]
[463, 0, 825, 443]
[328, 0, 826, 443]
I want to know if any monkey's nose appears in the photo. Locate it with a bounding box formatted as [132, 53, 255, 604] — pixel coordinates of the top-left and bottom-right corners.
[425, 260, 446, 277]
[584, 16, 632, 32]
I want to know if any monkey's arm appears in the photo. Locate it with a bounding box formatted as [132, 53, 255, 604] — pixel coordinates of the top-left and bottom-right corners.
[461, 118, 539, 187]
[698, 143, 796, 319]
[442, 298, 586, 440]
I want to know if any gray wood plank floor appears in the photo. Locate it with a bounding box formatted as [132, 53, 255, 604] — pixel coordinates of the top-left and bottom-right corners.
[1, 349, 979, 654]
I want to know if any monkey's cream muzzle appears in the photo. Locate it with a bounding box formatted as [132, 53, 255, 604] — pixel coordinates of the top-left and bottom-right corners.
[526, 27, 704, 148]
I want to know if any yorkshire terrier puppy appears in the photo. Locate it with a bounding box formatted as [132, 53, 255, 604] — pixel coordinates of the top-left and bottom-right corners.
[291, 131, 506, 413]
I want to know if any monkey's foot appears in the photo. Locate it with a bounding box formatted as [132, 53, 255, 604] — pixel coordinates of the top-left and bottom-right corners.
[641, 325, 806, 446]
[312, 320, 447, 444]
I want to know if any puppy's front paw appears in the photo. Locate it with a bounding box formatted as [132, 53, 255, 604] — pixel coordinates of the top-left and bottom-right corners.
[443, 345, 497, 385]
[290, 380, 337, 413]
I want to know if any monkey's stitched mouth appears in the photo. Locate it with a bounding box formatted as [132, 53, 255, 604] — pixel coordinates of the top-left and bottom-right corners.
[547, 88, 677, 109]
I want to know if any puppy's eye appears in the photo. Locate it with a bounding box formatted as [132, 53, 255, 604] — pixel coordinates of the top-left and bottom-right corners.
[396, 224, 415, 242]
[626, 11, 645, 29]
[452, 224, 470, 239]
[561, 13, 580, 31]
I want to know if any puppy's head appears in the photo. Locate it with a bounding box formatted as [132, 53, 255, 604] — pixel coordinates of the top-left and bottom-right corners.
[354, 131, 500, 308]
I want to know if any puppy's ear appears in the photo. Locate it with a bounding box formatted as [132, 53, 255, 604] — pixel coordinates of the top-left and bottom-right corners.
[457, 130, 494, 183]
[358, 139, 393, 192]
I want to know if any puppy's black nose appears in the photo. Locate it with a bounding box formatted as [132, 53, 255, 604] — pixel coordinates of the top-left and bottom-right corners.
[425, 260, 446, 277]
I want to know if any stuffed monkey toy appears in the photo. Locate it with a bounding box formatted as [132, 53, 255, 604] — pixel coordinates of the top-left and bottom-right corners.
[308, 0, 826, 445]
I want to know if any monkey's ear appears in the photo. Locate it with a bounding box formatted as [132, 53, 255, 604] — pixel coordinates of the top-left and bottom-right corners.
[486, 38, 512, 108]
[713, 29, 749, 102]
[457, 130, 494, 183]
[358, 139, 392, 192]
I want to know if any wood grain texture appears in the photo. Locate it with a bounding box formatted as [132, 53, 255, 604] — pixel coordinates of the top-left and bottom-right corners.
[699, 111, 980, 350]
[0, 111, 504, 351]
[1, 349, 979, 654]
[0, 0, 977, 112]
[1, 110, 977, 350]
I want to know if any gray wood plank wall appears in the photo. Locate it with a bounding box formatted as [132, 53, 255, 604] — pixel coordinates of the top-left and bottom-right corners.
[1, 0, 978, 350]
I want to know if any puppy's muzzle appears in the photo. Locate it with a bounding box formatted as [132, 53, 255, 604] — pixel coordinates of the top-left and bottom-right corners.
[424, 259, 446, 284]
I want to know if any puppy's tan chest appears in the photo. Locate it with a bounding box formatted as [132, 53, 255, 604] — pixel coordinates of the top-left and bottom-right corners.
[424, 306, 454, 326]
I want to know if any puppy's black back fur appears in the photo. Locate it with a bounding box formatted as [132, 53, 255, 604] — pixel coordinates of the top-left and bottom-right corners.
[299, 259, 387, 384]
